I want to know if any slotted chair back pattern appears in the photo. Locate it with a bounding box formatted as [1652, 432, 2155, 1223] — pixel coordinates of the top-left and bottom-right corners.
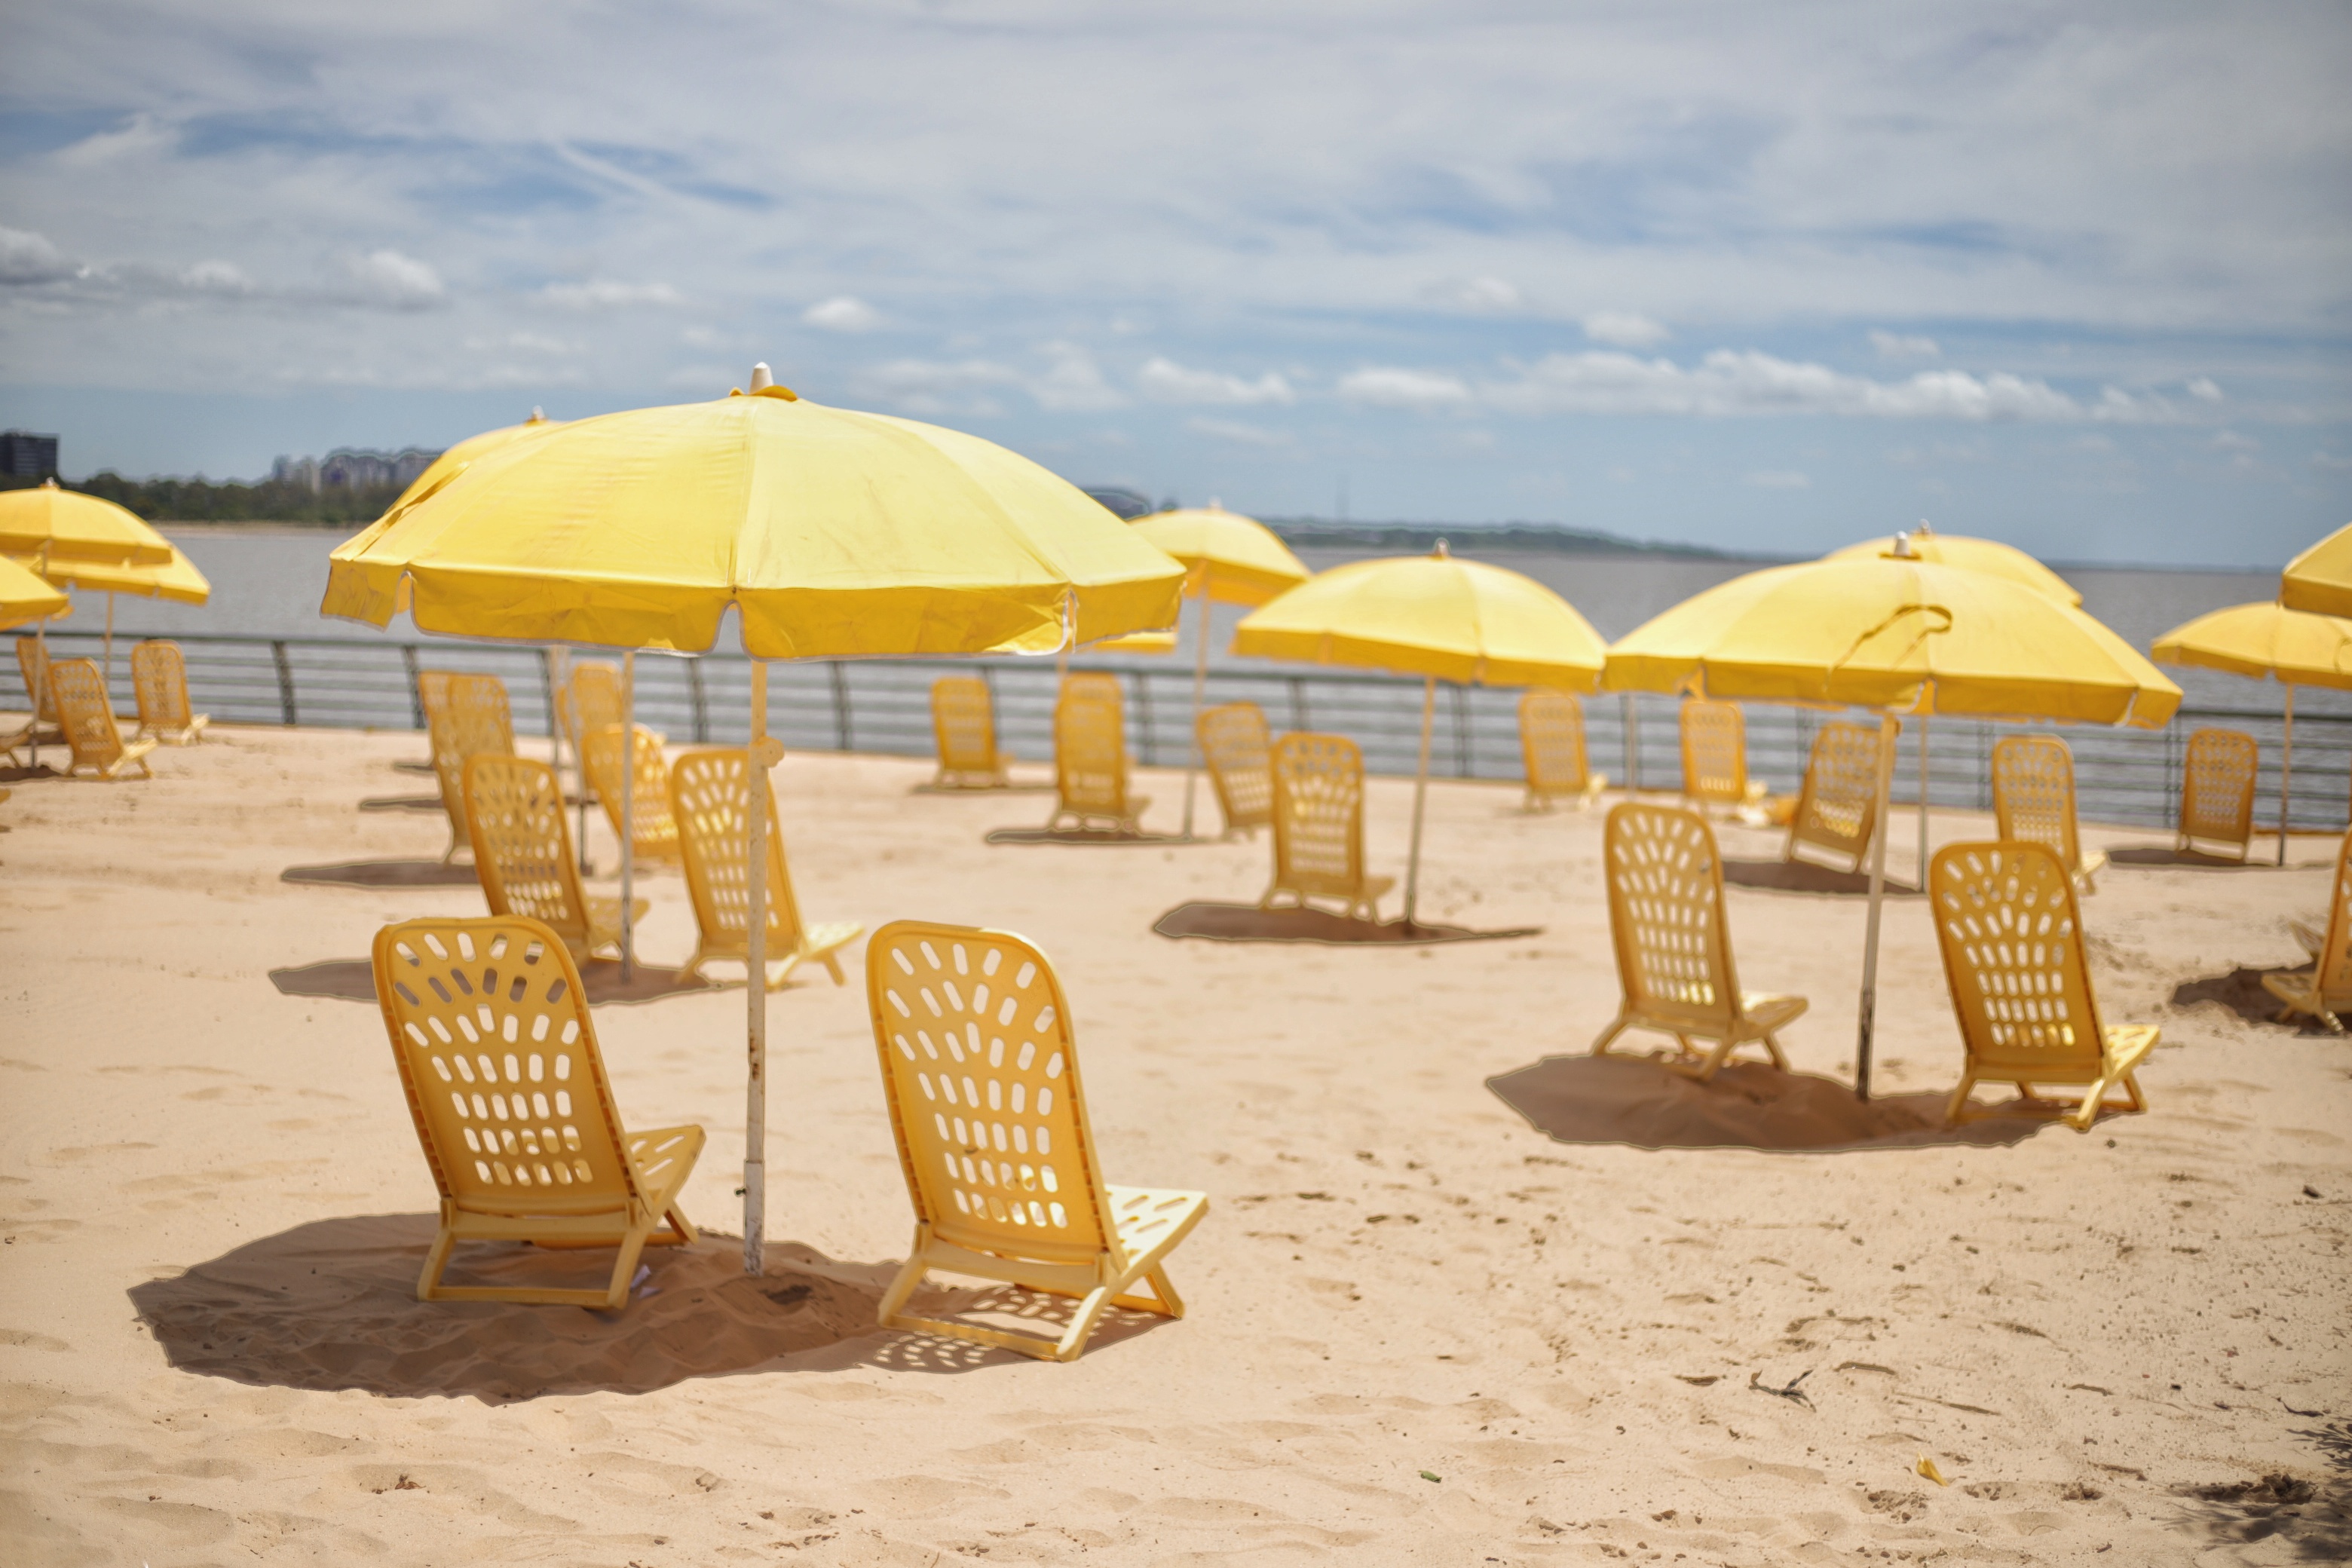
[582, 723, 679, 859]
[869, 922, 1114, 1264]
[2179, 727, 2257, 854]
[564, 661, 623, 758]
[1055, 682, 1130, 817]
[1786, 721, 1881, 869]
[1680, 699, 1750, 807]
[670, 748, 811, 954]
[16, 635, 53, 722]
[1197, 702, 1273, 834]
[130, 640, 198, 736]
[931, 676, 1004, 781]
[1269, 732, 1371, 903]
[50, 657, 150, 777]
[1928, 841, 2109, 1076]
[1991, 735, 2084, 870]
[429, 673, 515, 852]
[1520, 689, 1593, 801]
[1603, 801, 1739, 1036]
[463, 755, 593, 954]
[375, 916, 648, 1217]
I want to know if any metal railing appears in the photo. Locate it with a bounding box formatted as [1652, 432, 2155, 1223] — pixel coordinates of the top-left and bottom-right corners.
[19, 627, 2352, 835]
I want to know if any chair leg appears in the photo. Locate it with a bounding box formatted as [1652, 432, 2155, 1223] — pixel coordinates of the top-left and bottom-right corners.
[1110, 1263, 1184, 1318]
[1757, 1031, 1790, 1071]
[1050, 1283, 1119, 1362]
[600, 1226, 654, 1310]
[820, 950, 847, 984]
[875, 1229, 932, 1328]
[1943, 1072, 1978, 1127]
[416, 1219, 459, 1302]
[1590, 1018, 1630, 1057]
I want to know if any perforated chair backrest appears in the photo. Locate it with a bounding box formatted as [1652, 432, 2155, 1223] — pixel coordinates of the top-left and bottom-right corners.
[131, 640, 193, 730]
[867, 920, 1116, 1267]
[1788, 721, 1881, 865]
[1991, 735, 2083, 870]
[1271, 732, 1371, 900]
[372, 914, 653, 1218]
[430, 673, 515, 838]
[1680, 699, 1750, 805]
[48, 657, 127, 768]
[1520, 688, 1591, 796]
[462, 755, 593, 954]
[1199, 702, 1273, 831]
[1928, 841, 2109, 1076]
[564, 662, 623, 755]
[582, 724, 678, 850]
[2179, 727, 2258, 847]
[1603, 801, 1741, 1034]
[670, 748, 811, 954]
[1055, 681, 1129, 815]
[16, 635, 53, 722]
[931, 676, 1000, 774]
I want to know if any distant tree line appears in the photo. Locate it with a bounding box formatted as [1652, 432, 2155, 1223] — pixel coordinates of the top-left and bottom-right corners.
[0, 471, 403, 525]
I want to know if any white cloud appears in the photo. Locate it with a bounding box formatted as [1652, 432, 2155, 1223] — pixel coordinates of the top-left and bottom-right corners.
[850, 357, 1022, 415]
[2210, 430, 2259, 452]
[1186, 416, 1294, 448]
[2311, 451, 2352, 472]
[2185, 376, 2225, 402]
[344, 250, 445, 309]
[0, 227, 81, 286]
[1870, 330, 1940, 360]
[179, 260, 253, 297]
[1744, 470, 1811, 488]
[1426, 276, 1524, 312]
[1137, 357, 1296, 406]
[1582, 311, 1671, 348]
[1337, 366, 1475, 411]
[802, 295, 878, 332]
[537, 279, 678, 311]
[1483, 349, 2121, 421]
[1031, 341, 1125, 411]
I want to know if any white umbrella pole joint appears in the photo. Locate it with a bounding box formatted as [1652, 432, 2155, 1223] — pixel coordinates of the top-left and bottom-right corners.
[2279, 685, 2295, 868]
[1403, 674, 1436, 928]
[1181, 590, 1210, 840]
[1916, 713, 1931, 887]
[619, 651, 637, 982]
[744, 659, 774, 1276]
[1853, 711, 1900, 1101]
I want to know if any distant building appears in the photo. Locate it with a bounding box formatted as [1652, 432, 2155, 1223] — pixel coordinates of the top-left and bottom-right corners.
[0, 431, 59, 479]
[271, 455, 320, 492]
[273, 446, 439, 492]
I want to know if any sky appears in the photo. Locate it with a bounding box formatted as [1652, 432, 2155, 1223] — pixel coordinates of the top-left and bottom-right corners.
[2, 1, 2347, 566]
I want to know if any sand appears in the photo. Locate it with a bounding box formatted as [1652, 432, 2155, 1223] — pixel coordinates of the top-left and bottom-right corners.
[1, 723, 2346, 1566]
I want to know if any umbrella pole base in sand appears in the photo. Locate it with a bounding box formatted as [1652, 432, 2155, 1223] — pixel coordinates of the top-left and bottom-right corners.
[1854, 713, 1899, 1101]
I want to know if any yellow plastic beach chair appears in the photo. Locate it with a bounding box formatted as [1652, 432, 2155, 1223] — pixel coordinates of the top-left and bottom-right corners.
[1519, 688, 1608, 812]
[1783, 721, 1880, 874]
[1197, 701, 1275, 838]
[930, 675, 1013, 789]
[1263, 731, 1394, 921]
[425, 671, 516, 862]
[1592, 801, 1806, 1080]
[49, 657, 156, 780]
[1680, 698, 1772, 823]
[669, 748, 862, 988]
[1992, 734, 2106, 892]
[866, 918, 1208, 1361]
[1049, 674, 1150, 833]
[562, 660, 624, 755]
[2269, 828, 2352, 1031]
[1928, 841, 2158, 1129]
[582, 723, 681, 864]
[372, 914, 704, 1308]
[2177, 727, 2258, 862]
[14, 635, 61, 736]
[130, 639, 207, 745]
[461, 755, 646, 963]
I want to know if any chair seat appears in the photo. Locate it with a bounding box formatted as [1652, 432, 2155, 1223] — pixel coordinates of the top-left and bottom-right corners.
[585, 895, 654, 955]
[1740, 991, 1808, 1032]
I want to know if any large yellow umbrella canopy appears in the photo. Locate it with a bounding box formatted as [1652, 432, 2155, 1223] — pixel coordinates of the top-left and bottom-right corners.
[22, 544, 211, 606]
[326, 389, 1184, 656]
[390, 410, 563, 514]
[2282, 523, 2352, 619]
[1824, 522, 2081, 606]
[0, 479, 174, 565]
[1235, 546, 1609, 923]
[0, 554, 69, 631]
[2153, 599, 2352, 865]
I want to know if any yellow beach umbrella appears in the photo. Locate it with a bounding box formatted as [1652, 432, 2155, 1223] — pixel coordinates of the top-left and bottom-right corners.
[0, 555, 69, 631]
[2281, 523, 2352, 619]
[2154, 600, 2352, 865]
[1825, 522, 2081, 606]
[337, 411, 569, 570]
[1132, 504, 1311, 838]
[1606, 549, 2179, 1098]
[0, 478, 173, 565]
[1234, 544, 1608, 924]
[18, 544, 212, 685]
[322, 365, 1184, 1274]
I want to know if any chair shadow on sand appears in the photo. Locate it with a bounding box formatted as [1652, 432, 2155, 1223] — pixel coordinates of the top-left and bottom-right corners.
[1720, 859, 1920, 898]
[280, 859, 482, 889]
[268, 957, 715, 1006]
[1153, 900, 1539, 947]
[127, 1214, 1168, 1399]
[1487, 1055, 2065, 1152]
[2172, 963, 2333, 1032]
[983, 825, 1190, 847]
[2107, 845, 2268, 871]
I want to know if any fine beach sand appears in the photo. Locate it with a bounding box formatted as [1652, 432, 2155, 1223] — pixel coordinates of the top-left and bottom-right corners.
[2, 724, 2347, 1566]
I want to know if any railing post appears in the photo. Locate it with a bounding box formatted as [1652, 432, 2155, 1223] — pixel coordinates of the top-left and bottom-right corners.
[401, 645, 424, 727]
[829, 660, 852, 752]
[1622, 694, 1640, 792]
[1288, 675, 1309, 733]
[1450, 681, 1471, 776]
[271, 641, 297, 727]
[537, 647, 559, 744]
[687, 657, 709, 743]
[1133, 669, 1156, 765]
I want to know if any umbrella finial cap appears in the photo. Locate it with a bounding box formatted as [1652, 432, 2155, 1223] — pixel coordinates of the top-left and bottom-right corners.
[1891, 531, 1916, 559]
[529, 406, 544, 423]
[749, 363, 774, 392]
[40, 476, 58, 489]
[1434, 537, 1450, 558]
[1915, 519, 1935, 537]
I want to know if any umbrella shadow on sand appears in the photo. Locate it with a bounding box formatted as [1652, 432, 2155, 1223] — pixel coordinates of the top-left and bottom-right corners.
[1154, 901, 1539, 947]
[1720, 859, 1920, 898]
[129, 1214, 1168, 1399]
[2108, 846, 2268, 871]
[1487, 1055, 2067, 1152]
[985, 825, 1192, 847]
[281, 859, 482, 889]
[270, 957, 714, 1006]
[2172, 964, 2332, 1033]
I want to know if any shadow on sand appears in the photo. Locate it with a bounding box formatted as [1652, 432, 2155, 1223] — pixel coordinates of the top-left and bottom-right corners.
[2109, 845, 2265, 871]
[357, 793, 448, 812]
[0, 763, 63, 783]
[129, 1214, 1169, 1399]
[984, 825, 1190, 847]
[2172, 963, 2331, 1032]
[1487, 1055, 2066, 1152]
[1153, 900, 1539, 947]
[1721, 858, 1919, 898]
[281, 859, 480, 889]
[270, 957, 715, 1006]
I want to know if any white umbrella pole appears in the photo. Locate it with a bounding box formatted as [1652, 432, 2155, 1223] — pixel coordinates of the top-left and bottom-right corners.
[619, 651, 637, 982]
[2280, 684, 2295, 868]
[1854, 712, 1898, 1101]
[103, 593, 115, 694]
[1404, 675, 1435, 927]
[1181, 591, 1209, 840]
[1916, 712, 1931, 887]
[744, 659, 771, 1276]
